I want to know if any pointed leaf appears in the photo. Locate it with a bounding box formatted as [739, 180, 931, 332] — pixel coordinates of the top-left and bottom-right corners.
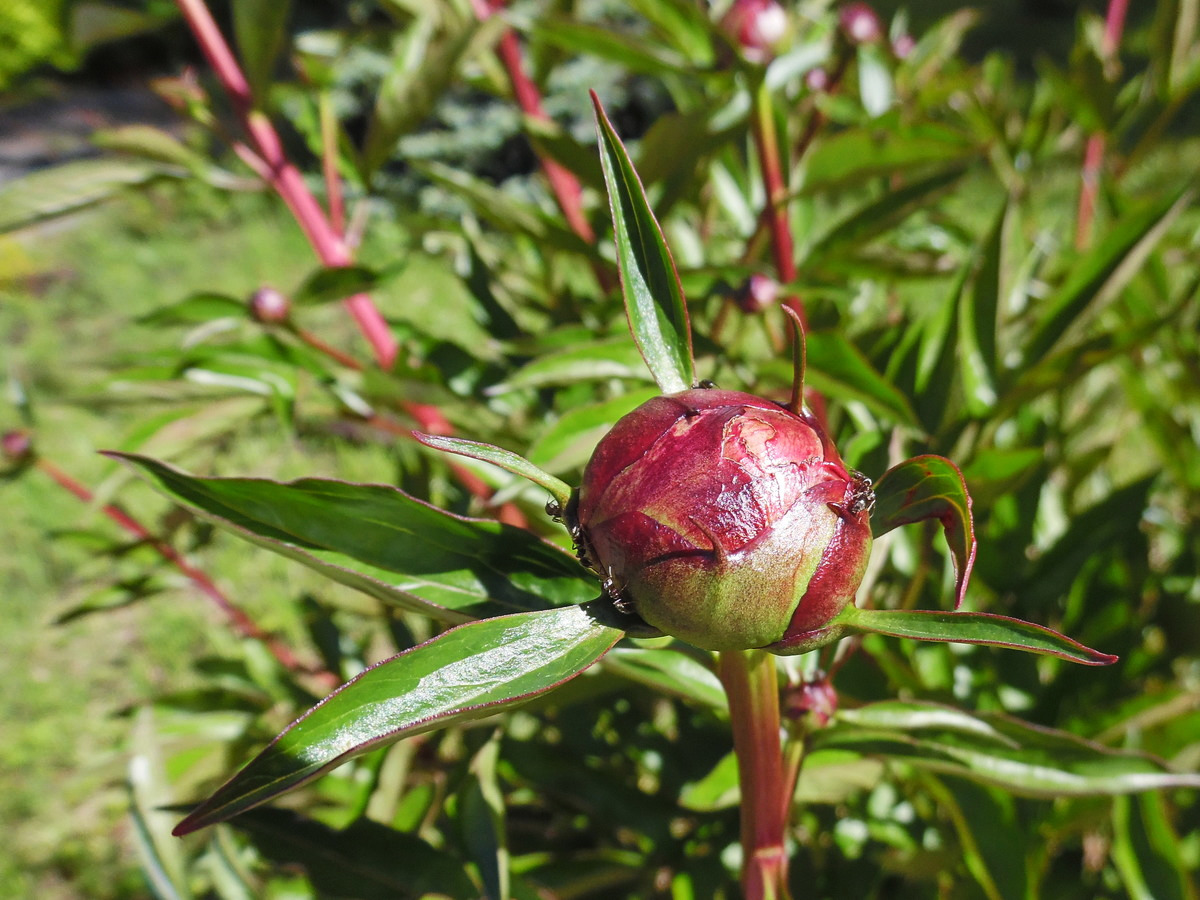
[818, 700, 1200, 798]
[231, 808, 477, 898]
[838, 606, 1117, 665]
[413, 433, 572, 509]
[489, 339, 653, 394]
[292, 263, 390, 306]
[173, 604, 623, 833]
[232, 0, 292, 101]
[602, 646, 726, 710]
[802, 332, 920, 427]
[107, 453, 594, 622]
[592, 92, 694, 394]
[871, 454, 976, 606]
[1112, 792, 1197, 900]
[137, 292, 247, 326]
[1022, 184, 1193, 368]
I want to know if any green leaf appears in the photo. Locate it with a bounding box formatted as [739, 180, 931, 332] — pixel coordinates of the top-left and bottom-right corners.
[107, 453, 595, 623]
[592, 92, 695, 394]
[802, 332, 921, 428]
[230, 808, 477, 898]
[808, 166, 966, 259]
[291, 263, 390, 306]
[1021, 184, 1194, 369]
[137, 293, 247, 326]
[857, 44, 895, 117]
[361, 14, 493, 178]
[489, 339, 654, 394]
[802, 118, 976, 191]
[526, 387, 659, 475]
[460, 738, 509, 900]
[413, 433, 573, 510]
[837, 606, 1117, 666]
[536, 19, 691, 78]
[602, 646, 726, 710]
[417, 161, 593, 256]
[173, 604, 623, 833]
[232, 0, 292, 101]
[871, 455, 976, 606]
[0, 158, 179, 233]
[957, 201, 1006, 415]
[1112, 792, 1197, 900]
[818, 700, 1200, 797]
[923, 776, 1027, 900]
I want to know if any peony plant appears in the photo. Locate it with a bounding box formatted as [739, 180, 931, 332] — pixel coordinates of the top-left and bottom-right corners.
[104, 96, 1158, 900]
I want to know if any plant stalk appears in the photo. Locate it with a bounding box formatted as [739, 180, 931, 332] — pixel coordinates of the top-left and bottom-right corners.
[717, 649, 792, 900]
[36, 458, 336, 688]
[1075, 0, 1130, 249]
[749, 80, 829, 432]
[173, 0, 397, 369]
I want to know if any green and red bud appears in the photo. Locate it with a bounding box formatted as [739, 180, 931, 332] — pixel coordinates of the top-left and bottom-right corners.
[572, 388, 873, 653]
[249, 286, 291, 324]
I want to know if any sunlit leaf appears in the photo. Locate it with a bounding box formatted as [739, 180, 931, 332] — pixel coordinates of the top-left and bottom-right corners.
[819, 701, 1200, 797]
[413, 433, 573, 509]
[108, 453, 594, 622]
[871, 454, 976, 606]
[837, 606, 1116, 665]
[173, 604, 623, 833]
[592, 92, 695, 394]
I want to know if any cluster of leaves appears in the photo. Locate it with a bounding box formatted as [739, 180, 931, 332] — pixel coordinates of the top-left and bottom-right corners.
[3, 1, 1200, 898]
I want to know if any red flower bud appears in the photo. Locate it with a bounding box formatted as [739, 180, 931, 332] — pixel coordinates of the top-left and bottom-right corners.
[249, 286, 291, 324]
[838, 3, 883, 45]
[892, 33, 915, 59]
[1, 429, 33, 464]
[805, 67, 831, 93]
[734, 274, 780, 313]
[573, 389, 873, 652]
[721, 0, 788, 64]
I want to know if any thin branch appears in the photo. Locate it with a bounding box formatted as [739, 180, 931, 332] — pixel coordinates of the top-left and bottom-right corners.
[1075, 0, 1130, 249]
[37, 458, 336, 688]
[174, 0, 397, 369]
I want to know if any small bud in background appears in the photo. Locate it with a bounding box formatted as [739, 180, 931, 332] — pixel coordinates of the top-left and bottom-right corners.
[838, 2, 883, 45]
[892, 33, 916, 59]
[721, 0, 788, 64]
[1, 429, 33, 464]
[804, 67, 830, 93]
[249, 286, 292, 324]
[734, 274, 780, 313]
[784, 674, 838, 727]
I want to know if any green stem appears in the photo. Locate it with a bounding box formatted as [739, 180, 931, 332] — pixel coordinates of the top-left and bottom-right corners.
[717, 650, 792, 900]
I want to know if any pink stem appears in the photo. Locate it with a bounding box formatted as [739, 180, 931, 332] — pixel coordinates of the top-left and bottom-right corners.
[1075, 0, 1129, 249]
[174, 0, 396, 369]
[472, 0, 595, 245]
[718, 650, 792, 900]
[38, 458, 335, 687]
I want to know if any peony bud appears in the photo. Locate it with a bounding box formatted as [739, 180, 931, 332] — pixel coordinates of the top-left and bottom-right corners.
[249, 286, 291, 324]
[805, 66, 831, 93]
[734, 274, 780, 314]
[892, 33, 915, 59]
[721, 0, 788, 64]
[784, 674, 838, 727]
[1, 429, 33, 464]
[571, 389, 873, 653]
[838, 2, 883, 45]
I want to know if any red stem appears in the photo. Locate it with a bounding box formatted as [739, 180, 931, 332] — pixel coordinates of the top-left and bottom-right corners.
[37, 458, 335, 687]
[174, 0, 396, 369]
[718, 650, 792, 900]
[751, 80, 831, 433]
[472, 0, 594, 245]
[1075, 0, 1129, 249]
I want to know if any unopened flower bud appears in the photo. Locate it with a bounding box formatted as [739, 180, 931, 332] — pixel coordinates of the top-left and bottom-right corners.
[892, 33, 915, 59]
[249, 286, 291, 324]
[1, 429, 33, 464]
[839, 3, 883, 45]
[805, 67, 830, 93]
[735, 274, 780, 313]
[572, 389, 873, 652]
[721, 0, 788, 64]
[785, 674, 838, 727]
